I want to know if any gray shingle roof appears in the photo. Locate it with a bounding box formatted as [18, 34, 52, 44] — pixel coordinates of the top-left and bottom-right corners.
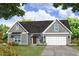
[19, 20, 70, 33]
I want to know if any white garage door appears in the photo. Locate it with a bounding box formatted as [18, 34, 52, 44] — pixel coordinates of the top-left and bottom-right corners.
[46, 36, 66, 45]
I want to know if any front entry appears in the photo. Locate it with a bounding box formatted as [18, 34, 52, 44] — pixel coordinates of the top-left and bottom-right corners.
[33, 36, 37, 44]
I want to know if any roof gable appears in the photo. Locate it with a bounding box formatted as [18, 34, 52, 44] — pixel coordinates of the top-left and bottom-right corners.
[19, 21, 52, 33]
[8, 22, 28, 33]
[60, 20, 70, 30]
[19, 20, 70, 33]
[44, 20, 68, 33]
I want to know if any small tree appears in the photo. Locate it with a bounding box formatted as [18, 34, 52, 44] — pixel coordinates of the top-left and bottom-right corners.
[0, 24, 9, 42]
[67, 17, 79, 39]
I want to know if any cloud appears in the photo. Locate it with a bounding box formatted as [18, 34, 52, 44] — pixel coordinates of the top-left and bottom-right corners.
[23, 10, 58, 21]
[24, 3, 79, 19]
[1, 3, 79, 27]
[56, 7, 79, 19]
[24, 3, 53, 12]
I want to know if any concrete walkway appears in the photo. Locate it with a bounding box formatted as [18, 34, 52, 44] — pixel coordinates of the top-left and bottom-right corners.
[41, 45, 79, 56]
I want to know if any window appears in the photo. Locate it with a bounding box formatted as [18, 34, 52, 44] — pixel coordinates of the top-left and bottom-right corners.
[15, 40, 20, 42]
[15, 40, 17, 42]
[54, 23, 59, 32]
[16, 24, 19, 30]
[14, 35, 20, 43]
[11, 35, 14, 38]
[18, 40, 20, 42]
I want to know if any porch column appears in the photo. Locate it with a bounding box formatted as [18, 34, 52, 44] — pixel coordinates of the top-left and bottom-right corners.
[42, 34, 45, 43]
[37, 38, 40, 44]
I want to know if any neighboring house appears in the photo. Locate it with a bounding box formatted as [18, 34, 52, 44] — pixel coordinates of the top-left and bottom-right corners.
[8, 19, 72, 45]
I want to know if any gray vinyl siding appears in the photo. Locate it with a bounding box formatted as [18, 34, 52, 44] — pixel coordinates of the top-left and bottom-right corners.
[66, 34, 71, 45]
[45, 21, 69, 33]
[8, 33, 28, 45]
[8, 33, 12, 42]
[8, 22, 29, 45]
[21, 33, 28, 45]
[28, 34, 32, 45]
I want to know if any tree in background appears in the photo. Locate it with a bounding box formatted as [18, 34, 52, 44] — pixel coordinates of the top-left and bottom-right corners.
[66, 17, 79, 39]
[18, 18, 32, 22]
[53, 3, 79, 12]
[0, 3, 25, 20]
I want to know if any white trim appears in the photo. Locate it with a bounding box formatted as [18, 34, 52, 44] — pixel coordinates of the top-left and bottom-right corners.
[17, 22, 29, 33]
[43, 32, 69, 34]
[7, 22, 29, 33]
[42, 19, 72, 34]
[43, 20, 56, 33]
[56, 19, 72, 34]
[22, 32, 27, 34]
[7, 22, 17, 33]
[53, 22, 59, 32]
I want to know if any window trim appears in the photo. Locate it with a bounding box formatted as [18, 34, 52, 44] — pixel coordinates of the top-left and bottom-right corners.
[53, 23, 59, 32]
[16, 24, 19, 30]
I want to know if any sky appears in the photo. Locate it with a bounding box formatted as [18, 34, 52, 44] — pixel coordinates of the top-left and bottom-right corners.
[0, 3, 79, 27]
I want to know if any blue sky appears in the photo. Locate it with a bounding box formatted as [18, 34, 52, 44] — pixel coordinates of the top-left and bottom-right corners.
[0, 3, 79, 27]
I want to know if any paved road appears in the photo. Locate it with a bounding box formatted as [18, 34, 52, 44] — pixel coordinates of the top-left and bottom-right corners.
[41, 45, 79, 56]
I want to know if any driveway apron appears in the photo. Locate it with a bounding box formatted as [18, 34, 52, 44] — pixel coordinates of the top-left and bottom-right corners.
[41, 45, 79, 56]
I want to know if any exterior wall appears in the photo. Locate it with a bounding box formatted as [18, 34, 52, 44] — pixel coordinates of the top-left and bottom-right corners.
[28, 33, 32, 45]
[8, 33, 13, 42]
[8, 32, 28, 45]
[66, 34, 71, 45]
[21, 32, 28, 45]
[8, 22, 29, 45]
[44, 34, 71, 45]
[43, 20, 71, 45]
[45, 21, 69, 33]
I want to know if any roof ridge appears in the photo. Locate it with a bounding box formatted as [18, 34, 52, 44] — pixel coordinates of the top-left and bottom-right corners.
[19, 20, 67, 22]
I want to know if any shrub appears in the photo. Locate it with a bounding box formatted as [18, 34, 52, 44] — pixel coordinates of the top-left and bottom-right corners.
[0, 39, 4, 43]
[8, 42, 18, 46]
[37, 43, 47, 46]
[0, 44, 17, 56]
[71, 39, 79, 46]
[12, 42, 18, 46]
[76, 40, 79, 46]
[0, 32, 3, 40]
[2, 33, 8, 42]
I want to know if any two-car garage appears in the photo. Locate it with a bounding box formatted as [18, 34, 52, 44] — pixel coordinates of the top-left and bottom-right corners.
[45, 34, 69, 45]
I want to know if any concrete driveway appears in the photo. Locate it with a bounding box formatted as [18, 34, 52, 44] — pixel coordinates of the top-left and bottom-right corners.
[41, 45, 79, 56]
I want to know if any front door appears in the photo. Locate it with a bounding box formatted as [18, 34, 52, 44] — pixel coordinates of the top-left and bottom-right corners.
[33, 36, 36, 44]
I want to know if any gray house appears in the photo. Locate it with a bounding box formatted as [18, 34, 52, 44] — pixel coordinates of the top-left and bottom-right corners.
[8, 19, 72, 45]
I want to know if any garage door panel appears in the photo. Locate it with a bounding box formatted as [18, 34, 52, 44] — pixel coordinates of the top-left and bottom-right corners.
[46, 36, 66, 45]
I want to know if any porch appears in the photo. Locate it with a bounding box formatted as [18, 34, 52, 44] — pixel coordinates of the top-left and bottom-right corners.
[28, 33, 46, 45]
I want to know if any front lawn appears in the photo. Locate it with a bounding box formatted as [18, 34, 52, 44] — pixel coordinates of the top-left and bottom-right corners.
[0, 44, 45, 56]
[10, 45, 45, 56]
[69, 45, 79, 51]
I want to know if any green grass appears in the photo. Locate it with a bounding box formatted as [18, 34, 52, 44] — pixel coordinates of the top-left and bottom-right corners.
[69, 45, 79, 51]
[12, 45, 45, 56]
